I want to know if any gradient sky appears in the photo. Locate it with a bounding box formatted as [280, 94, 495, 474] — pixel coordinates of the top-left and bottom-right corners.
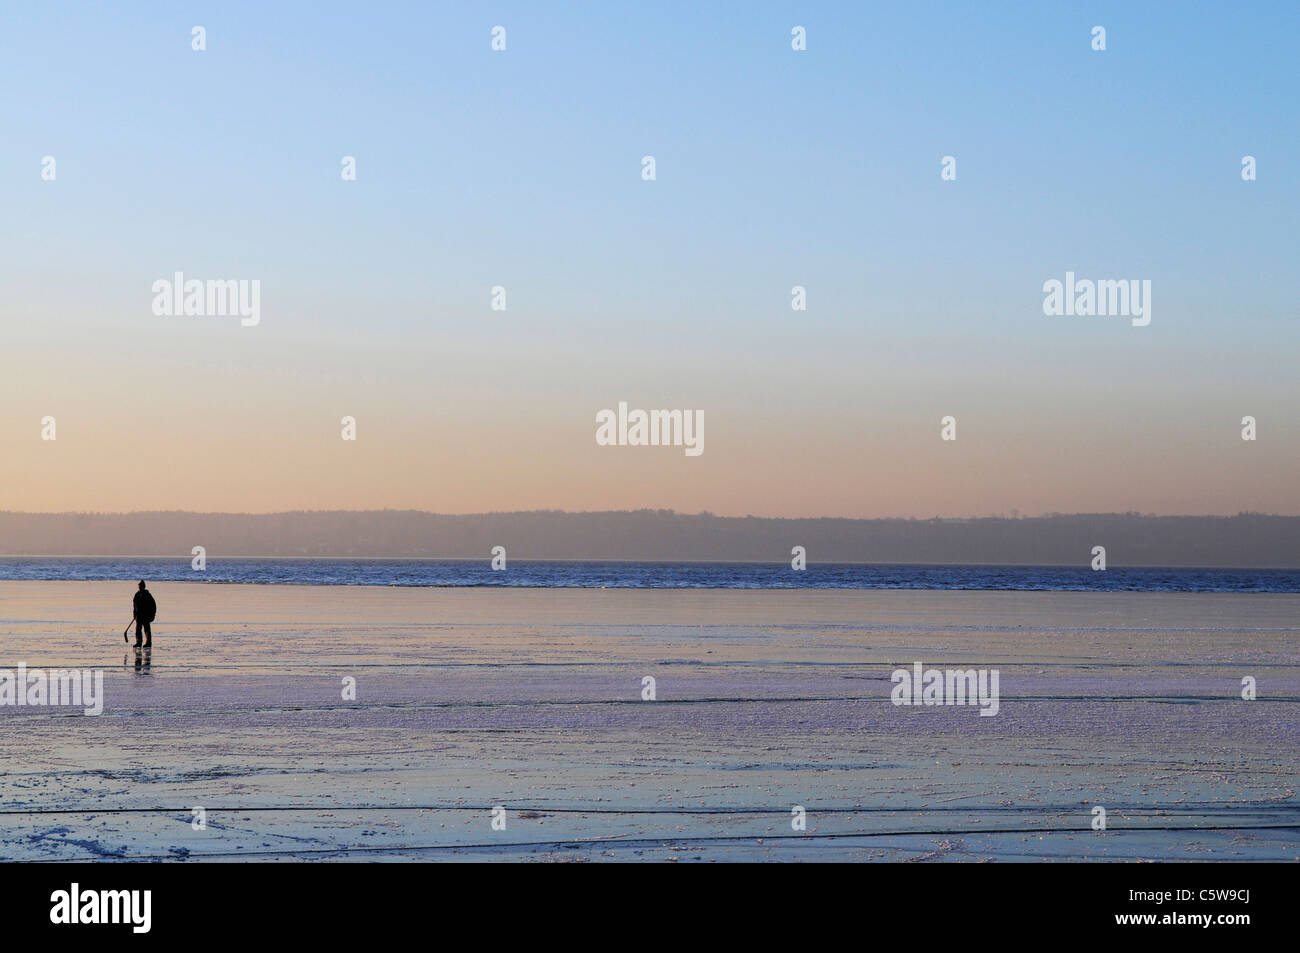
[2, 1, 1297, 518]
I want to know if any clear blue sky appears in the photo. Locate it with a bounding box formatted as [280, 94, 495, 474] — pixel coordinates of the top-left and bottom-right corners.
[1, 1, 1296, 517]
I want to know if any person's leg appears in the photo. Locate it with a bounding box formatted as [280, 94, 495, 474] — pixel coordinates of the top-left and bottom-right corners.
[134, 620, 143, 647]
[143, 621, 151, 647]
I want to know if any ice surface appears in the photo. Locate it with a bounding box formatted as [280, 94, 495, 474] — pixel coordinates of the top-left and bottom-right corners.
[1, 583, 1295, 861]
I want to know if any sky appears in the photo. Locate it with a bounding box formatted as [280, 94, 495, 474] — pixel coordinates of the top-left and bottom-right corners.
[1, 1, 1296, 518]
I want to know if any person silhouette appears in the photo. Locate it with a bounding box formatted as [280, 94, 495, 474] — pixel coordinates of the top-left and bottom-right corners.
[132, 580, 157, 648]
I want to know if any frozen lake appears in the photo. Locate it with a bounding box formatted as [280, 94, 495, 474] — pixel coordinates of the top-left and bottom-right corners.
[1, 583, 1296, 861]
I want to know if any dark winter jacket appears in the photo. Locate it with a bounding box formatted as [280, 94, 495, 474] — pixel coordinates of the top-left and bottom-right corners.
[133, 590, 157, 623]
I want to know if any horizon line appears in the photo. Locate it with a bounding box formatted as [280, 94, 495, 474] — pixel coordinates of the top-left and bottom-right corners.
[0, 509, 1294, 521]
